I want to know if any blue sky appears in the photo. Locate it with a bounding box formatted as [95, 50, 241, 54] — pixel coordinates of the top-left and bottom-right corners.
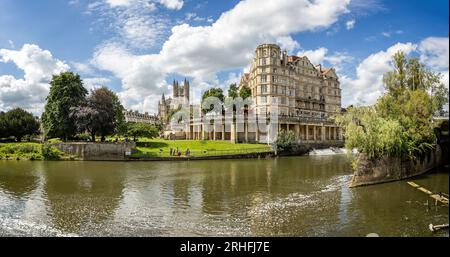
[0, 0, 448, 114]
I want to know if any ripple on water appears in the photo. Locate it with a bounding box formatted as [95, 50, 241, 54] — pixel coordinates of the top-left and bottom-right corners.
[0, 217, 78, 237]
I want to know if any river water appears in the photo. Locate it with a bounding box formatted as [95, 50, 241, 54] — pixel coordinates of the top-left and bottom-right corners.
[0, 154, 448, 237]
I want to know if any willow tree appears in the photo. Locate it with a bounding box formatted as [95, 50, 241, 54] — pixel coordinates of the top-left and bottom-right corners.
[338, 51, 448, 159]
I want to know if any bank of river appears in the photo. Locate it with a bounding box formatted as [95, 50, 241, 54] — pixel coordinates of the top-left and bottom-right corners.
[0, 155, 448, 236]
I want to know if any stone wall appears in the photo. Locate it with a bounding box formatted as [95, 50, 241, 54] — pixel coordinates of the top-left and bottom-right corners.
[54, 142, 136, 161]
[349, 145, 444, 187]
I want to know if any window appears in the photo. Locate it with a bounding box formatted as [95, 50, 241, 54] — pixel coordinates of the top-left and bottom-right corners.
[272, 76, 276, 83]
[261, 75, 267, 83]
[280, 86, 286, 95]
[263, 49, 267, 57]
[262, 58, 266, 65]
[260, 96, 267, 103]
[261, 85, 268, 93]
[271, 85, 276, 93]
[271, 96, 277, 104]
[273, 68, 277, 73]
[281, 97, 286, 105]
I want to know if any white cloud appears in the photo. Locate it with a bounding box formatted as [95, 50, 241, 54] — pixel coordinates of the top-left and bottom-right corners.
[83, 77, 112, 90]
[0, 44, 69, 114]
[340, 42, 417, 106]
[157, 0, 183, 10]
[86, 1, 168, 49]
[419, 37, 449, 108]
[72, 61, 95, 75]
[105, 0, 133, 7]
[346, 19, 355, 30]
[297, 47, 328, 65]
[276, 36, 300, 52]
[297, 47, 353, 72]
[418, 37, 449, 70]
[381, 32, 391, 37]
[91, 0, 351, 112]
[91, 42, 168, 111]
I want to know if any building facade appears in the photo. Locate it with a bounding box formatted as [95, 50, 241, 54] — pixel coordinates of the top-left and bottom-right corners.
[158, 79, 190, 123]
[124, 110, 159, 125]
[166, 43, 343, 143]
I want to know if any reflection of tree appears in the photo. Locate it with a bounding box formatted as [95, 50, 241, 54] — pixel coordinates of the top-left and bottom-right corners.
[0, 161, 39, 198]
[43, 162, 125, 234]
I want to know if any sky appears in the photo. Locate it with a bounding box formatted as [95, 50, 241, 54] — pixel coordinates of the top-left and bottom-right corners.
[0, 0, 448, 115]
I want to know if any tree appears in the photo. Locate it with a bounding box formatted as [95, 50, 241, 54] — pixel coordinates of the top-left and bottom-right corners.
[71, 87, 125, 142]
[338, 51, 445, 160]
[201, 88, 224, 113]
[239, 85, 252, 100]
[274, 130, 297, 153]
[0, 108, 40, 142]
[0, 111, 6, 139]
[227, 83, 238, 98]
[42, 72, 87, 141]
[127, 122, 159, 141]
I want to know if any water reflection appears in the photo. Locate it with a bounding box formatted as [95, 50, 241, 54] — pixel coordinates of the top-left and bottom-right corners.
[42, 162, 125, 235]
[0, 157, 448, 236]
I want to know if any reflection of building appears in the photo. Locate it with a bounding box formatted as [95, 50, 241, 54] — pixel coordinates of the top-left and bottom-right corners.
[124, 110, 158, 125]
[158, 79, 190, 122]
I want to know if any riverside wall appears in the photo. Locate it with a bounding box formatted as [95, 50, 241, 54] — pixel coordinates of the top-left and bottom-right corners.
[53, 142, 136, 161]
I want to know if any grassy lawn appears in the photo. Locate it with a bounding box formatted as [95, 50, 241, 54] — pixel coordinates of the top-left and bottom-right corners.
[132, 139, 272, 157]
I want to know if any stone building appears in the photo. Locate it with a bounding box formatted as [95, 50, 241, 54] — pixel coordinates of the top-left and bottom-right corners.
[124, 109, 158, 125]
[158, 79, 190, 123]
[166, 43, 343, 143]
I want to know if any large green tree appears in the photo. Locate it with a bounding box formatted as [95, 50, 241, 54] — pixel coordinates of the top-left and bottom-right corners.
[0, 108, 40, 142]
[201, 87, 224, 113]
[71, 87, 124, 142]
[42, 72, 87, 140]
[338, 51, 448, 159]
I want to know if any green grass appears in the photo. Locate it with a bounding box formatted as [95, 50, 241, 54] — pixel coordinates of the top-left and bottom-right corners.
[0, 142, 67, 160]
[132, 138, 272, 157]
[0, 142, 43, 160]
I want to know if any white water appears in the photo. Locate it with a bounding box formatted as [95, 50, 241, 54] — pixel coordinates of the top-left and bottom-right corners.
[309, 147, 357, 156]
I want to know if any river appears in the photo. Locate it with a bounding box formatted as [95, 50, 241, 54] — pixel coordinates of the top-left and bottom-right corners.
[0, 154, 448, 237]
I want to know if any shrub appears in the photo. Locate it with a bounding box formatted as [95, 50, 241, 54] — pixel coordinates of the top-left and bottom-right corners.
[41, 144, 63, 160]
[274, 130, 298, 153]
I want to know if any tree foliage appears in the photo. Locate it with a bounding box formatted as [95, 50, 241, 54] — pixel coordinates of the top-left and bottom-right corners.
[239, 85, 252, 100]
[126, 122, 159, 141]
[274, 130, 297, 153]
[71, 87, 124, 142]
[0, 108, 40, 141]
[227, 83, 238, 99]
[201, 87, 224, 113]
[338, 51, 446, 159]
[42, 72, 87, 140]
